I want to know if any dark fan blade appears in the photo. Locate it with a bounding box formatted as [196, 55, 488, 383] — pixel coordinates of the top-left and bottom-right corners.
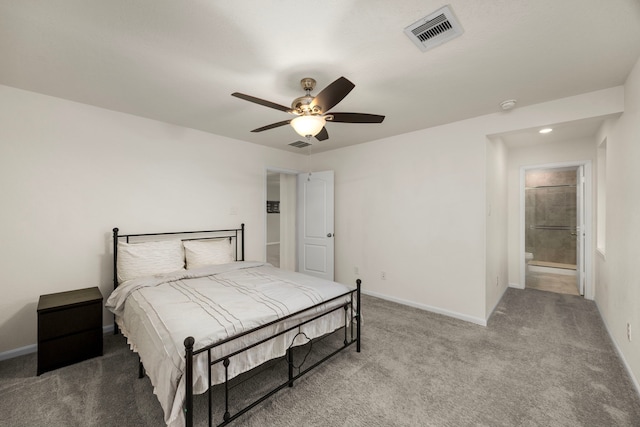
[315, 126, 329, 141]
[309, 77, 355, 113]
[232, 92, 291, 113]
[251, 120, 291, 133]
[328, 112, 385, 123]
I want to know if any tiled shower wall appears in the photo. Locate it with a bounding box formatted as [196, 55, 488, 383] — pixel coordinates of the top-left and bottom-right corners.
[525, 168, 577, 265]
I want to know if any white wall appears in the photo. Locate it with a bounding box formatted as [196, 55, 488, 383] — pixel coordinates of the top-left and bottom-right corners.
[311, 123, 488, 324]
[0, 85, 305, 354]
[485, 137, 509, 316]
[594, 56, 640, 390]
[506, 137, 598, 288]
[0, 83, 629, 356]
[310, 87, 624, 325]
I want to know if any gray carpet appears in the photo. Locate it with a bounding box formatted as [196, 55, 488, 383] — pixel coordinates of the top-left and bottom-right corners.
[1, 288, 639, 426]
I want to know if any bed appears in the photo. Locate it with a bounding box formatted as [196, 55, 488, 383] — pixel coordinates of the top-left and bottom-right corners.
[105, 224, 361, 427]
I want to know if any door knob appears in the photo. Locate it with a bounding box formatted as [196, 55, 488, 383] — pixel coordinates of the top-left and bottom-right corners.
[327, 233, 333, 238]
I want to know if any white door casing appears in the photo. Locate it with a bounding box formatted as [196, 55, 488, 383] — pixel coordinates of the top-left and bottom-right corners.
[519, 161, 593, 299]
[577, 165, 586, 295]
[297, 170, 335, 280]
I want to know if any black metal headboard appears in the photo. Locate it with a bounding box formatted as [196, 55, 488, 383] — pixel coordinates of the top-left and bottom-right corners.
[112, 224, 245, 290]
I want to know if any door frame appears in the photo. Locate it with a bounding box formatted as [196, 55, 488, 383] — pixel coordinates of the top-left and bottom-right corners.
[519, 160, 593, 299]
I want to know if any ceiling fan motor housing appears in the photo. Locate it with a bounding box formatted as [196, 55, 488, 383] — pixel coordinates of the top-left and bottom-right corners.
[292, 78, 320, 115]
[291, 95, 319, 115]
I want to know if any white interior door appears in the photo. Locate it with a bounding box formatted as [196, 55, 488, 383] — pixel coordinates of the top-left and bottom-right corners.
[577, 165, 586, 295]
[297, 170, 334, 280]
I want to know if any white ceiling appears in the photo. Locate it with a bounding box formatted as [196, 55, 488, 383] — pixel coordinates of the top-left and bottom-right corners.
[1, 0, 639, 153]
[495, 115, 620, 149]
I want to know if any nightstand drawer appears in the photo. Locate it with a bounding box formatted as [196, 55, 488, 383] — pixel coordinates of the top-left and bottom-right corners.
[37, 287, 103, 375]
[38, 302, 102, 340]
[38, 329, 103, 374]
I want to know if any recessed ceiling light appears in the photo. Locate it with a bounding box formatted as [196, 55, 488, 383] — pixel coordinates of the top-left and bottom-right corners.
[539, 128, 553, 134]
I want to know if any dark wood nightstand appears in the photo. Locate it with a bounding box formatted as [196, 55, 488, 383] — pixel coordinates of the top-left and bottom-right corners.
[37, 287, 103, 375]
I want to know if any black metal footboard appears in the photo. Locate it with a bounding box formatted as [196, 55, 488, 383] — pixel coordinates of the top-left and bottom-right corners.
[183, 279, 362, 427]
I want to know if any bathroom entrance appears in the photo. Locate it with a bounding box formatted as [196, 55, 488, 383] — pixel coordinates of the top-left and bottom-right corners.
[523, 164, 589, 296]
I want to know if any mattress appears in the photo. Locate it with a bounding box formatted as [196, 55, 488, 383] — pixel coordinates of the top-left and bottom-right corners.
[106, 262, 354, 427]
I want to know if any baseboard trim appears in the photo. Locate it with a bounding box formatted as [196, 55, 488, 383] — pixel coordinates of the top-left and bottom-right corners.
[361, 289, 487, 326]
[509, 282, 525, 290]
[0, 344, 37, 361]
[0, 324, 116, 362]
[595, 303, 640, 399]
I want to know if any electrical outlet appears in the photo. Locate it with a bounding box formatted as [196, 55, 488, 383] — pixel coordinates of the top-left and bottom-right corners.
[627, 322, 632, 342]
[354, 266, 359, 275]
[381, 271, 386, 280]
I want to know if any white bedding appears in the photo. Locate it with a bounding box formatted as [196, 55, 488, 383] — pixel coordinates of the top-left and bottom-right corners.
[105, 262, 355, 427]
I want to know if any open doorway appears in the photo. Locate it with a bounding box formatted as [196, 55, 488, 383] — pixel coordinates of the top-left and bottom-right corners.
[524, 166, 579, 294]
[265, 169, 298, 271]
[266, 172, 281, 267]
[265, 168, 336, 279]
[520, 161, 592, 298]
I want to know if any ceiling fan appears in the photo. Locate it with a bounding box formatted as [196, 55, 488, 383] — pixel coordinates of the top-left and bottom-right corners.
[231, 76, 385, 141]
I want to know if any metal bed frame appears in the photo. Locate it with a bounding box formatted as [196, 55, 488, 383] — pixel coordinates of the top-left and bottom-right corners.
[112, 224, 361, 426]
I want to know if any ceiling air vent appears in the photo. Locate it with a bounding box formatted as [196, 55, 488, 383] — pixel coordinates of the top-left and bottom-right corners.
[404, 5, 464, 52]
[289, 140, 311, 148]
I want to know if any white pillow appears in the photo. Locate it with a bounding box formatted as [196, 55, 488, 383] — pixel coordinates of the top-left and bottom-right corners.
[183, 238, 235, 269]
[117, 239, 185, 283]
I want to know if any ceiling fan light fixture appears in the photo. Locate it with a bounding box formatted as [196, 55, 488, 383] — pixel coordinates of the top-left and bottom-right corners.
[232, 75, 384, 143]
[291, 115, 326, 138]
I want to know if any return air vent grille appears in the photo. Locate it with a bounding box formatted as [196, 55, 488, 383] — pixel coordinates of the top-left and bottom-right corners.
[404, 5, 464, 52]
[289, 140, 311, 148]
